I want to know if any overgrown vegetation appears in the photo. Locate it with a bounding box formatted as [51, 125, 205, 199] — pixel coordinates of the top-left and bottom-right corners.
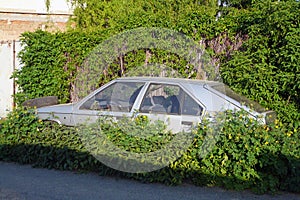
[220, 0, 300, 125]
[0, 108, 299, 193]
[14, 0, 300, 124]
[3, 0, 299, 194]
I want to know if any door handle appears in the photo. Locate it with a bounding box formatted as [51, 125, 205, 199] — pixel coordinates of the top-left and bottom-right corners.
[181, 121, 193, 126]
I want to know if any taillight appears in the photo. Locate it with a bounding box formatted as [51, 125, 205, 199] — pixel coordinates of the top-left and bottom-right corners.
[265, 111, 277, 125]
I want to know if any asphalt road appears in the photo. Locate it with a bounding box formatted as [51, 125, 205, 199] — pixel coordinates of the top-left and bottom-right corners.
[0, 161, 299, 200]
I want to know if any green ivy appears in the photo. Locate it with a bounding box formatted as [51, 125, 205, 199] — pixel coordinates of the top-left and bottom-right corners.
[220, 0, 300, 125]
[14, 0, 300, 127]
[0, 108, 299, 193]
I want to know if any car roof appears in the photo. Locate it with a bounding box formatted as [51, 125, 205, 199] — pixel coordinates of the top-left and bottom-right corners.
[116, 76, 222, 86]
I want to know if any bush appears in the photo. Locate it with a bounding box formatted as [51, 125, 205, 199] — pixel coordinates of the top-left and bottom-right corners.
[0, 108, 299, 193]
[221, 0, 300, 125]
[190, 111, 300, 193]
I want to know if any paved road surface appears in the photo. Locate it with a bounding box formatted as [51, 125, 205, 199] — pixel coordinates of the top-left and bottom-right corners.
[0, 162, 299, 200]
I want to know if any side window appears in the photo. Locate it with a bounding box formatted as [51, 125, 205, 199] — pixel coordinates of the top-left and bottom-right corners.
[182, 92, 203, 116]
[139, 83, 203, 116]
[140, 84, 181, 115]
[80, 82, 144, 112]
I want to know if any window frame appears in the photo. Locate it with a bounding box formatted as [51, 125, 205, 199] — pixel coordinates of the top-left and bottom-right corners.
[78, 81, 146, 113]
[139, 82, 205, 117]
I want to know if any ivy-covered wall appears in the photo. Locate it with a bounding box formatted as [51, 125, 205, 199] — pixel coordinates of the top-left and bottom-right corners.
[14, 0, 299, 127]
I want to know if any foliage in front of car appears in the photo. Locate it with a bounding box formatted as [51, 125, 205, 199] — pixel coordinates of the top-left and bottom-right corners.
[1, 107, 299, 193]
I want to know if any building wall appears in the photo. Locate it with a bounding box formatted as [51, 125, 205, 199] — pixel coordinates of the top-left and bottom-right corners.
[0, 41, 22, 117]
[0, 0, 73, 41]
[0, 0, 73, 15]
[0, 1, 73, 117]
[0, 14, 70, 41]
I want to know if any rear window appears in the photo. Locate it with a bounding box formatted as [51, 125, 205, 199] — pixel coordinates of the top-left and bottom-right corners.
[208, 84, 267, 113]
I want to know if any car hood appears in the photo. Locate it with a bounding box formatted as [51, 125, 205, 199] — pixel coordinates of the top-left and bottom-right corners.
[37, 103, 75, 114]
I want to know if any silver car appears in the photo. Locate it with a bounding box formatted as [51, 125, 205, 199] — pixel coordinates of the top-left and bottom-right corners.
[36, 77, 275, 132]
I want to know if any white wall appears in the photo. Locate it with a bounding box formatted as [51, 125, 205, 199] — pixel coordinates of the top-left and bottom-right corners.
[0, 41, 22, 117]
[0, 0, 73, 14]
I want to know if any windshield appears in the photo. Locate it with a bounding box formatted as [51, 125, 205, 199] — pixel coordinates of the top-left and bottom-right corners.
[209, 84, 267, 113]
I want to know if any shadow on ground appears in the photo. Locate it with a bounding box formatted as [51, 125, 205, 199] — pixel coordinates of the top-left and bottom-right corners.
[0, 142, 299, 194]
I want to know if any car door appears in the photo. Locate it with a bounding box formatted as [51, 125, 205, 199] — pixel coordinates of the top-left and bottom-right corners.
[72, 81, 145, 125]
[137, 83, 204, 133]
